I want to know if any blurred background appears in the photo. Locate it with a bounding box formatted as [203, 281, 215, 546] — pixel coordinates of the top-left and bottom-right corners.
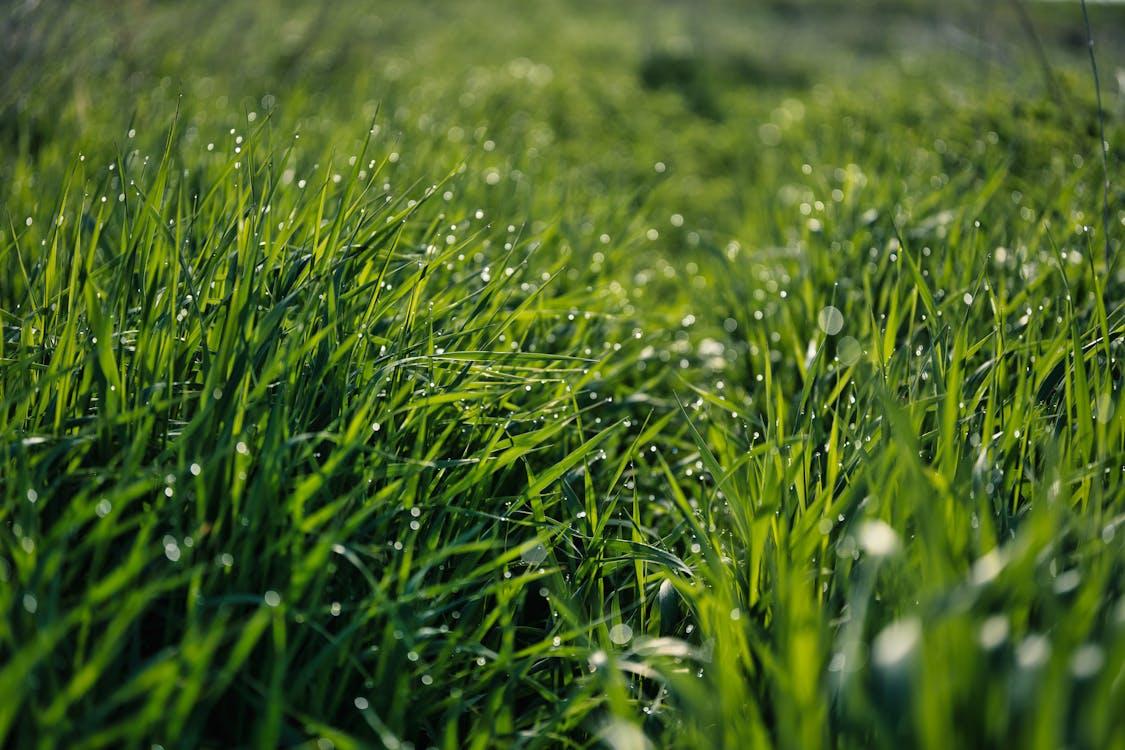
[3, 0, 1123, 250]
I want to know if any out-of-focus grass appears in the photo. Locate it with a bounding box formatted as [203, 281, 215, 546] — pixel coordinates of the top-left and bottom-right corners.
[1, 0, 1123, 747]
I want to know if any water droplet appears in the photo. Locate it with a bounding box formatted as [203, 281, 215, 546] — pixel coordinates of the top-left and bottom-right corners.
[872, 617, 920, 669]
[838, 336, 862, 365]
[1016, 634, 1050, 670]
[978, 615, 1009, 650]
[971, 550, 1005, 585]
[1053, 569, 1081, 595]
[858, 519, 899, 557]
[818, 306, 844, 336]
[521, 543, 548, 566]
[1070, 644, 1104, 679]
[609, 623, 633, 645]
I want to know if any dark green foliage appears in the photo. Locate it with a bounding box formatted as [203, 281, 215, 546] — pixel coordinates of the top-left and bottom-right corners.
[1, 1, 1123, 748]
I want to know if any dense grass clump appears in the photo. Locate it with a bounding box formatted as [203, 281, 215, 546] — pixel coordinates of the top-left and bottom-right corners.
[2, 0, 1124, 747]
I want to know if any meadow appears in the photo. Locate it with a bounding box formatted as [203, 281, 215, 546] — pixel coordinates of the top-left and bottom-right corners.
[1, 0, 1123, 747]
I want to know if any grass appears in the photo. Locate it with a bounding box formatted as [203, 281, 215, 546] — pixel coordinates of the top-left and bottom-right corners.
[1, 0, 1123, 747]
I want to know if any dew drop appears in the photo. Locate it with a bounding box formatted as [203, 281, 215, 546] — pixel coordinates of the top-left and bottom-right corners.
[609, 623, 633, 645]
[817, 306, 844, 336]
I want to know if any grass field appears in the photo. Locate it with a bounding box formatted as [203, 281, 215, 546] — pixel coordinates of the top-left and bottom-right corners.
[2, 0, 1124, 747]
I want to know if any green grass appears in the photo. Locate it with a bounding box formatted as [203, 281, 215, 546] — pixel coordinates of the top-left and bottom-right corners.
[1, 0, 1123, 747]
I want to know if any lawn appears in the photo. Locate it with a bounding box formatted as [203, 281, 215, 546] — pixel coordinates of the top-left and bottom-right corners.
[1, 0, 1123, 747]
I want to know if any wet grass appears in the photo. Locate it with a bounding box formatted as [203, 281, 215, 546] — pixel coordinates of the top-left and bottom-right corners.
[1, 0, 1123, 747]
